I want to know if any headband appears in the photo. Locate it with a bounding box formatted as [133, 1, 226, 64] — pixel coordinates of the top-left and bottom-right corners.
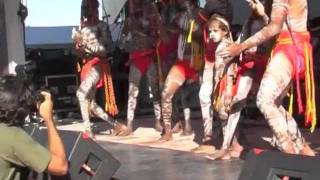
[213, 16, 230, 32]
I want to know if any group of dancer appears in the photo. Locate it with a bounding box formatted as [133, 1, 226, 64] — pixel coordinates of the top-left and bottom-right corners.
[71, 0, 317, 160]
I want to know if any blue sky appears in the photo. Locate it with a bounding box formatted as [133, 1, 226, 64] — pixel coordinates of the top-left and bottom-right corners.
[24, 0, 207, 27]
[25, 0, 88, 27]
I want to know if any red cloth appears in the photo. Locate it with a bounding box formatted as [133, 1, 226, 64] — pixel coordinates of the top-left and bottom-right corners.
[232, 54, 268, 96]
[130, 49, 155, 75]
[274, 31, 314, 116]
[253, 54, 268, 82]
[175, 60, 198, 80]
[274, 31, 311, 78]
[203, 28, 218, 62]
[80, 57, 105, 88]
[204, 41, 217, 62]
[157, 34, 179, 62]
[237, 53, 268, 82]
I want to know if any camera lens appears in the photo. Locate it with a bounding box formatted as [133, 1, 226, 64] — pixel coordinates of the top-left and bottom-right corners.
[34, 91, 45, 104]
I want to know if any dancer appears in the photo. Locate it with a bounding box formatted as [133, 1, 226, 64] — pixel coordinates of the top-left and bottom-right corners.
[72, 0, 127, 138]
[160, 0, 205, 141]
[191, 14, 231, 153]
[207, 0, 272, 160]
[120, 1, 163, 135]
[220, 0, 316, 156]
[157, 0, 195, 136]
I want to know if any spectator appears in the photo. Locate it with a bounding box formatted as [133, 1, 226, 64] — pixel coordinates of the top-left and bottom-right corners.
[0, 75, 68, 179]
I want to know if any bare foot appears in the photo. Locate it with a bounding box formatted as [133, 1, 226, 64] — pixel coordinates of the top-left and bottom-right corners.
[206, 149, 229, 161]
[283, 140, 297, 155]
[219, 151, 232, 160]
[299, 143, 315, 156]
[191, 145, 216, 154]
[228, 149, 241, 158]
[116, 128, 133, 136]
[158, 131, 173, 142]
[171, 121, 182, 134]
[113, 122, 130, 136]
[228, 146, 243, 158]
[229, 137, 243, 158]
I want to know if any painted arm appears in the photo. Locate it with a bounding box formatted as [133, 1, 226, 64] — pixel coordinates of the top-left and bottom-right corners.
[240, 0, 289, 51]
[261, 14, 270, 25]
[213, 39, 232, 91]
[247, 0, 270, 25]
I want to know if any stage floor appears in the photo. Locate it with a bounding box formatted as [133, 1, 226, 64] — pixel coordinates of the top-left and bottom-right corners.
[55, 111, 320, 180]
[100, 142, 242, 180]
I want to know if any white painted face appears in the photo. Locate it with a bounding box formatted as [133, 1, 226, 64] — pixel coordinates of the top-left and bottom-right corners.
[208, 21, 227, 43]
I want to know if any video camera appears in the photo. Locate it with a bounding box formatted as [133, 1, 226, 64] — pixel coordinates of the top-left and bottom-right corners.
[15, 62, 47, 108]
[15, 61, 37, 82]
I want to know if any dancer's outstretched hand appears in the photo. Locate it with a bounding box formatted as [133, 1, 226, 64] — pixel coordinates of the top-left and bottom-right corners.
[246, 0, 266, 17]
[217, 43, 244, 60]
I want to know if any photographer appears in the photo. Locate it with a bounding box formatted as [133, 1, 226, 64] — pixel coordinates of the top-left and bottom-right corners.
[0, 75, 68, 179]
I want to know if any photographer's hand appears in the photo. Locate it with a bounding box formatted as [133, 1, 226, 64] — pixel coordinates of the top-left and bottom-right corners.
[38, 91, 53, 122]
[38, 91, 68, 175]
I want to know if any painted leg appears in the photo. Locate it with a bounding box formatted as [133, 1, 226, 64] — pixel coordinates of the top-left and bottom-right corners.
[159, 66, 185, 141]
[147, 63, 163, 131]
[171, 91, 183, 134]
[221, 74, 253, 150]
[90, 100, 115, 126]
[180, 84, 195, 136]
[126, 82, 139, 132]
[77, 66, 101, 138]
[256, 54, 296, 154]
[126, 65, 142, 132]
[181, 107, 193, 136]
[90, 101, 128, 136]
[278, 106, 315, 156]
[153, 102, 163, 132]
[199, 61, 214, 139]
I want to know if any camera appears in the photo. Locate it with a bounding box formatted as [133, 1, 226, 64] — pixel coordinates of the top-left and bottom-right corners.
[15, 61, 37, 82]
[15, 62, 49, 107]
[34, 90, 46, 104]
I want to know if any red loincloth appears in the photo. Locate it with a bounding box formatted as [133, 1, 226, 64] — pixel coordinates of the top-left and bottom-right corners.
[130, 49, 155, 75]
[175, 60, 198, 80]
[81, 57, 106, 88]
[274, 31, 316, 129]
[157, 33, 179, 62]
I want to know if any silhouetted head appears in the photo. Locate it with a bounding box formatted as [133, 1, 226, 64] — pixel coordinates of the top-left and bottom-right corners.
[0, 75, 34, 126]
[81, 0, 99, 26]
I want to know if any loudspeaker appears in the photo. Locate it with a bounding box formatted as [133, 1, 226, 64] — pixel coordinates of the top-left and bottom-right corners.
[24, 125, 121, 180]
[238, 149, 320, 180]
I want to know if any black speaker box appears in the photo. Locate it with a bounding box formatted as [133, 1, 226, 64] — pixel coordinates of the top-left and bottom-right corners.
[238, 149, 320, 180]
[24, 125, 120, 180]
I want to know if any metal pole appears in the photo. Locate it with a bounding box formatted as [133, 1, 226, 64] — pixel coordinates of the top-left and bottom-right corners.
[0, 0, 8, 75]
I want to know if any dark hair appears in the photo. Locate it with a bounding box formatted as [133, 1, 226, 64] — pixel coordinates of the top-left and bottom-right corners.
[204, 0, 233, 22]
[0, 75, 34, 126]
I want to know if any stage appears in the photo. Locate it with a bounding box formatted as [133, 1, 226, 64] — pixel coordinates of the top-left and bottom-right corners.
[101, 142, 242, 180]
[54, 111, 320, 180]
